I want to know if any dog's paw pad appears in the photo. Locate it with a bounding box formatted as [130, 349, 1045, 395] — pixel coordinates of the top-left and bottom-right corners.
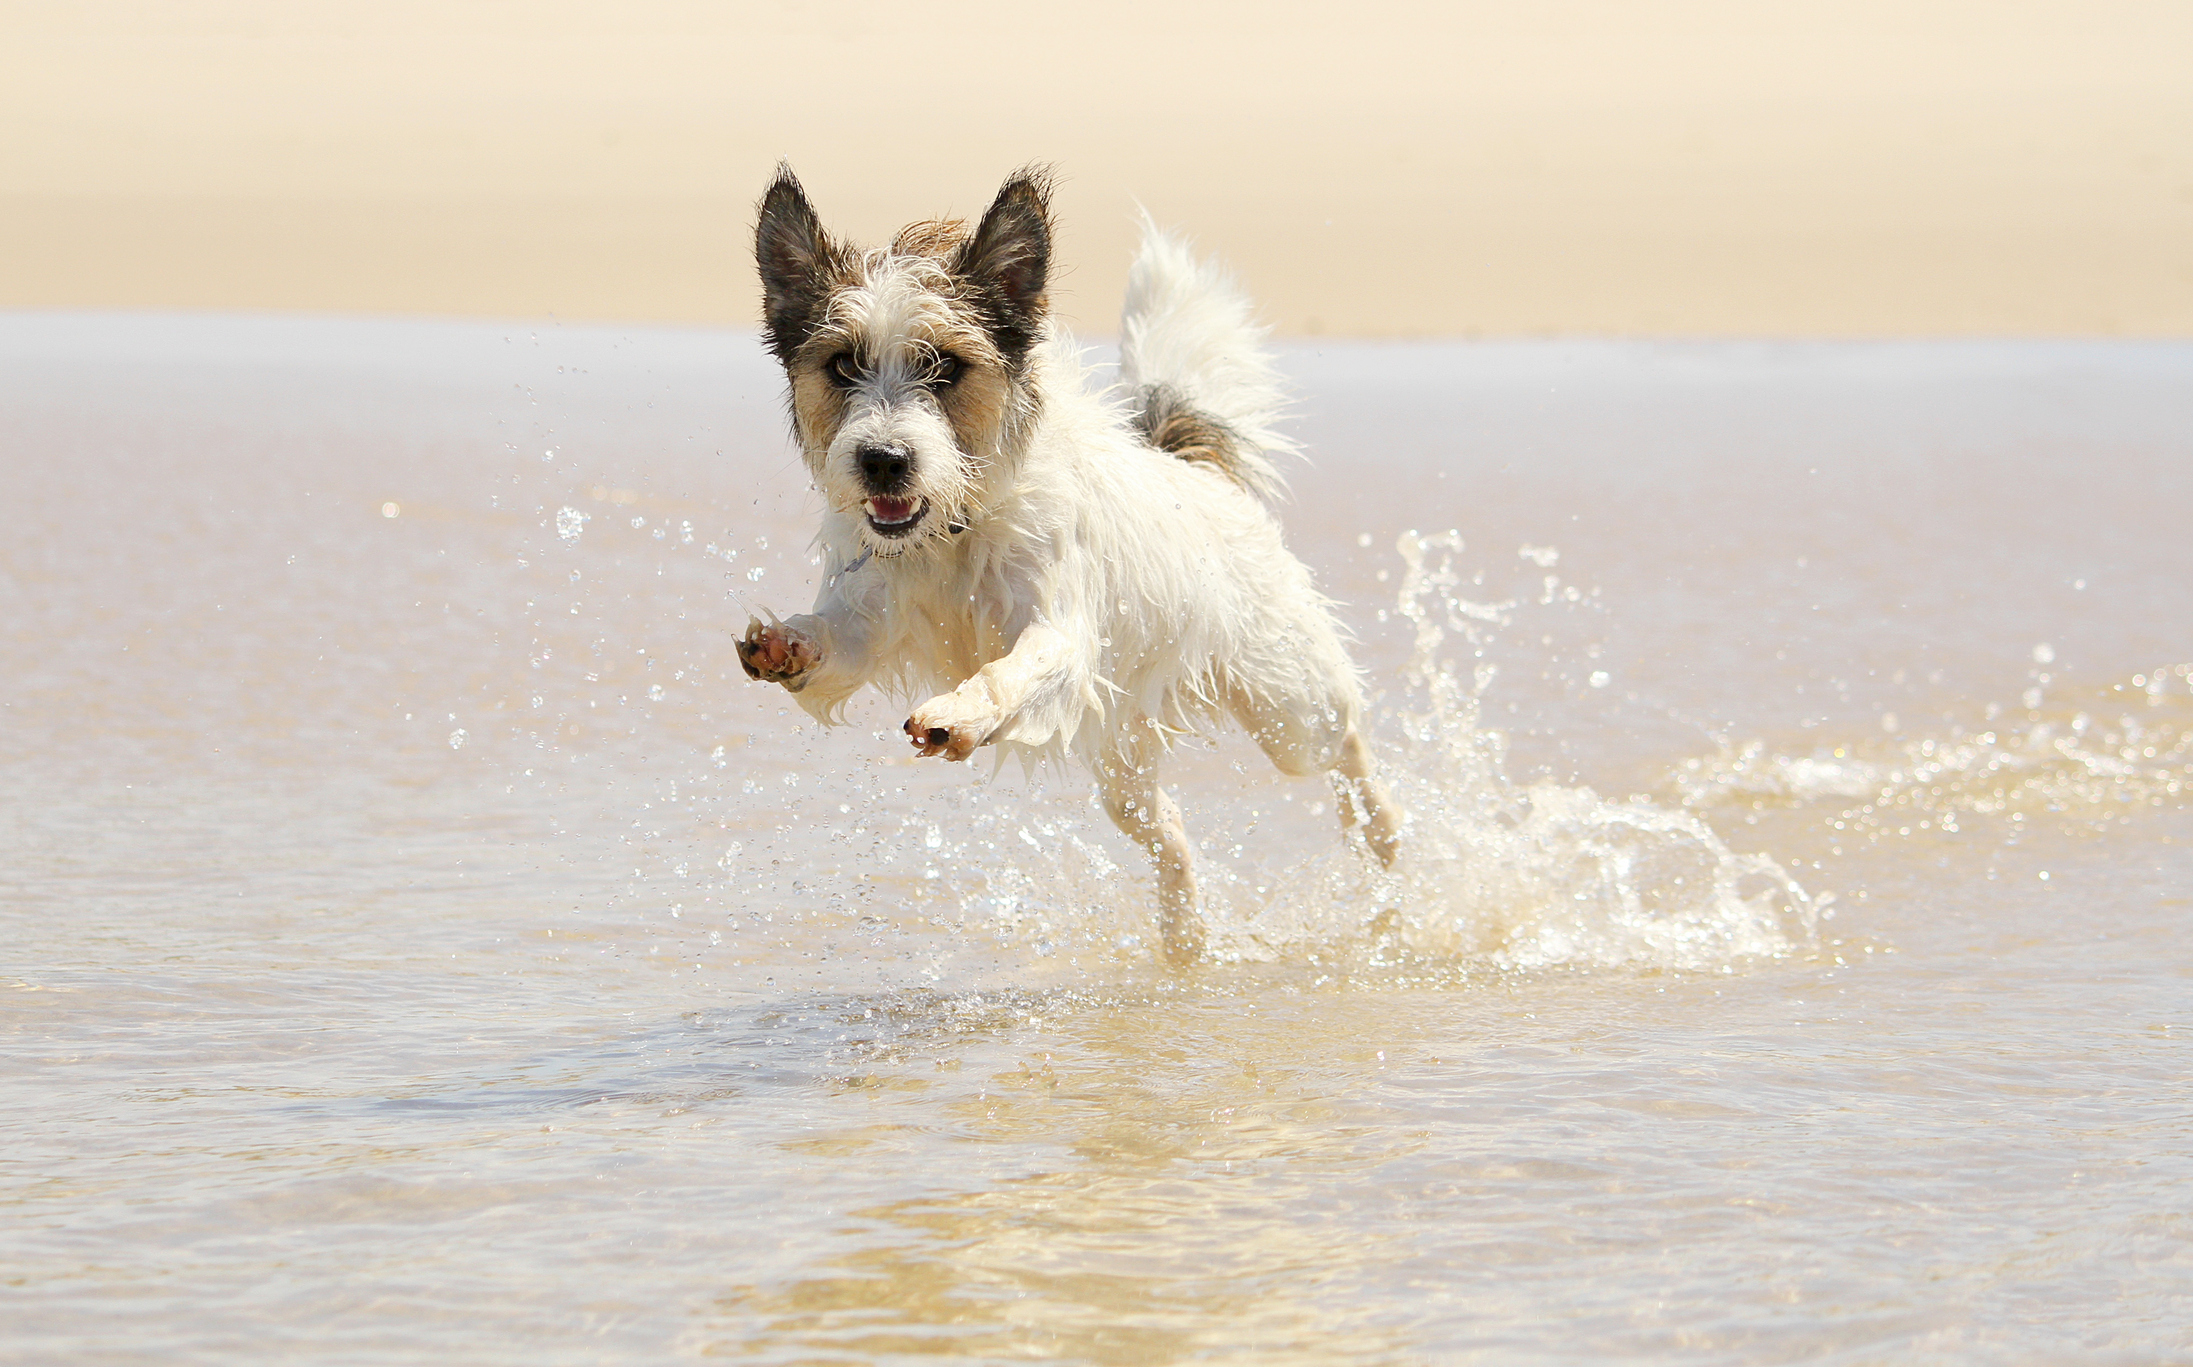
[903, 707, 988, 761]
[738, 618, 819, 688]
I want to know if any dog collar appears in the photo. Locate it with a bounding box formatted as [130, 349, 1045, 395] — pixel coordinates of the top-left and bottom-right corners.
[827, 546, 874, 586]
[831, 516, 967, 584]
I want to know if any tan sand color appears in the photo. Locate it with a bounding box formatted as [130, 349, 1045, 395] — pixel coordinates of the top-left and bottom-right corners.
[2, 0, 2188, 336]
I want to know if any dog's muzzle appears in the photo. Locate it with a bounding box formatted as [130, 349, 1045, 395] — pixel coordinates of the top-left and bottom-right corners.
[856, 442, 929, 537]
[858, 442, 913, 493]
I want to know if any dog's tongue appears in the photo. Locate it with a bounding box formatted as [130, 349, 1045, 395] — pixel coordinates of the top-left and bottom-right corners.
[869, 496, 918, 524]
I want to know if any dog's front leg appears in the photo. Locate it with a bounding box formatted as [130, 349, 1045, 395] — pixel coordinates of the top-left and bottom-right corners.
[904, 621, 1076, 761]
[736, 593, 877, 723]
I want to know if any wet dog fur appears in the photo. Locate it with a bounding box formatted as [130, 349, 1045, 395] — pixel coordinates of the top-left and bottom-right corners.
[737, 165, 1401, 962]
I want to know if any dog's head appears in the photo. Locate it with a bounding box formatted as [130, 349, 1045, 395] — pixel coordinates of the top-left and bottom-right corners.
[756, 165, 1052, 556]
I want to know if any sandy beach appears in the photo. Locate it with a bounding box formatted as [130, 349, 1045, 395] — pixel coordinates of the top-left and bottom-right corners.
[4, 1, 2189, 336]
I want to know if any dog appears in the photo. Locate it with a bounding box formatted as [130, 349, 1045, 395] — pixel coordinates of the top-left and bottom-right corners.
[735, 165, 1401, 962]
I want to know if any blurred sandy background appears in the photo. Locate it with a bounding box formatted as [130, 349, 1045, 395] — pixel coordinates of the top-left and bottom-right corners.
[3, 0, 2187, 337]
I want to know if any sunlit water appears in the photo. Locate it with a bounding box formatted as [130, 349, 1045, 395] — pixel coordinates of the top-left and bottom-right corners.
[4, 316, 2189, 1364]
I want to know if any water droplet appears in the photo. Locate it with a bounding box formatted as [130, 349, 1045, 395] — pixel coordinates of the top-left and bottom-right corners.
[381, 502, 401, 518]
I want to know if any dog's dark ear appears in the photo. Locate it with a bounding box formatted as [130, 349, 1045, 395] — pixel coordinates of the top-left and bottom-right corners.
[756, 164, 841, 363]
[954, 166, 1053, 365]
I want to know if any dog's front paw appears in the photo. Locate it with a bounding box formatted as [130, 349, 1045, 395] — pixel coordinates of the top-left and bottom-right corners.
[904, 690, 997, 762]
[737, 617, 821, 691]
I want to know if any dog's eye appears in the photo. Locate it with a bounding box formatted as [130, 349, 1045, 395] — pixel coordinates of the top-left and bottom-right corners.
[825, 352, 862, 387]
[928, 353, 964, 388]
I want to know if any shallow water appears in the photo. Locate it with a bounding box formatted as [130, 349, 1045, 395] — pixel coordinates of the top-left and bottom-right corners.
[4, 316, 2190, 1364]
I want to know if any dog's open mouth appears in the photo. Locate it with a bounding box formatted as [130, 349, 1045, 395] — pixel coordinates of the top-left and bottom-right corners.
[864, 495, 927, 537]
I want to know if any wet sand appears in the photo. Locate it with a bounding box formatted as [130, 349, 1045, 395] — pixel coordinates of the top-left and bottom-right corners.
[3, 315, 2190, 1361]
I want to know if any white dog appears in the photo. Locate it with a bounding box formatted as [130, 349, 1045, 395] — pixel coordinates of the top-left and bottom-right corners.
[736, 165, 1400, 962]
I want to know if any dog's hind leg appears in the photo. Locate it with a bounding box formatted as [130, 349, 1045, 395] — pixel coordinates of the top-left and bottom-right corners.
[1095, 718, 1206, 964]
[1228, 683, 1402, 869]
[1333, 726, 1403, 869]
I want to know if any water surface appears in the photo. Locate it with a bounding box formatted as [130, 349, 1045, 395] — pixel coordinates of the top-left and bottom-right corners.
[4, 317, 2189, 1363]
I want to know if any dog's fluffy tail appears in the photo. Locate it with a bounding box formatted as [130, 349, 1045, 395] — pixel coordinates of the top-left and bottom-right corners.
[1119, 219, 1294, 503]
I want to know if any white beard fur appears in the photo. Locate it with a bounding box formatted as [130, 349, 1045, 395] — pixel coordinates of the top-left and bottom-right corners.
[741, 174, 1401, 962]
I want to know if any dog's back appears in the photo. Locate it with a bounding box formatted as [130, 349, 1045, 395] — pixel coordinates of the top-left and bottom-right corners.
[1119, 225, 1294, 505]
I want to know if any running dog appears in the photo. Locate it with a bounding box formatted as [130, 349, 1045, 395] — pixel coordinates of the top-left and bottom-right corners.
[736, 165, 1400, 962]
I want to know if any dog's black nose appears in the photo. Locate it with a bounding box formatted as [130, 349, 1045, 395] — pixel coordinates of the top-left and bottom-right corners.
[857, 443, 913, 492]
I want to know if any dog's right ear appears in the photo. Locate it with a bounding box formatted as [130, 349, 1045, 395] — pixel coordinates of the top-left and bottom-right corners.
[755, 164, 841, 364]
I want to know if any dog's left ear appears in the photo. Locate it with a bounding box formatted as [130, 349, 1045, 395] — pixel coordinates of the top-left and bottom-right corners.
[955, 166, 1053, 365]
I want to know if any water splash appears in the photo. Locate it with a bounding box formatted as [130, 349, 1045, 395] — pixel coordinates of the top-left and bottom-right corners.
[911, 531, 1821, 976]
[608, 520, 1825, 980]
[1218, 531, 1819, 971]
[1673, 663, 2193, 839]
